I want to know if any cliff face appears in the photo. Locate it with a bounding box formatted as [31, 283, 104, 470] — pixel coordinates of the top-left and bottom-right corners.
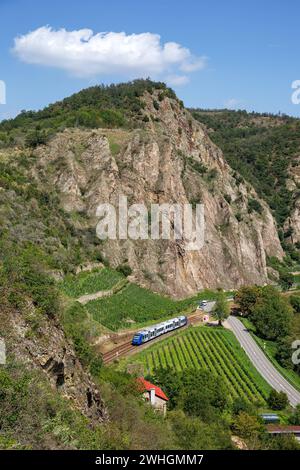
[32, 91, 283, 297]
[2, 303, 107, 423]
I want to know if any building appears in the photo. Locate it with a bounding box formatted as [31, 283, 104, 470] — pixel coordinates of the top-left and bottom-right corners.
[137, 377, 168, 416]
[266, 425, 300, 442]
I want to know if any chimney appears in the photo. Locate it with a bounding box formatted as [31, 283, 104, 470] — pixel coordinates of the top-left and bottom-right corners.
[149, 388, 156, 405]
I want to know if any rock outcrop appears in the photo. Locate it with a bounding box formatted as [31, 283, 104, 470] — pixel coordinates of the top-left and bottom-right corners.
[32, 90, 283, 297]
[3, 306, 107, 423]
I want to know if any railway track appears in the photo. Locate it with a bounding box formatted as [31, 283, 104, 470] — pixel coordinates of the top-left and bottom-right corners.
[102, 341, 135, 364]
[102, 311, 204, 364]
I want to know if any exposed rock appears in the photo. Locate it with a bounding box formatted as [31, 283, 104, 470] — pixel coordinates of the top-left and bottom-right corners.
[4, 306, 107, 423]
[32, 92, 283, 297]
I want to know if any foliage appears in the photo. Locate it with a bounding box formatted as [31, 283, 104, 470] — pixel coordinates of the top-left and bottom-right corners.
[232, 412, 264, 439]
[192, 109, 300, 229]
[212, 292, 230, 325]
[267, 389, 289, 410]
[61, 302, 102, 371]
[125, 326, 270, 404]
[85, 284, 218, 331]
[0, 241, 60, 318]
[250, 286, 292, 340]
[290, 295, 300, 313]
[248, 197, 263, 214]
[234, 286, 262, 317]
[60, 268, 124, 298]
[0, 79, 178, 146]
[168, 410, 233, 450]
[289, 404, 300, 425]
[116, 264, 133, 277]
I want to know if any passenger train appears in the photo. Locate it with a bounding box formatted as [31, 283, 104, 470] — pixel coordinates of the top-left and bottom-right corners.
[132, 315, 188, 345]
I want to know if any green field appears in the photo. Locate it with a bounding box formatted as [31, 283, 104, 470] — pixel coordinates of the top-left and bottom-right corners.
[122, 326, 270, 404]
[60, 268, 124, 298]
[85, 284, 219, 331]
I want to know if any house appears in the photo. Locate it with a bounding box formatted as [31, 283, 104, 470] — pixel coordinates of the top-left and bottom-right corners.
[266, 425, 300, 441]
[137, 377, 168, 416]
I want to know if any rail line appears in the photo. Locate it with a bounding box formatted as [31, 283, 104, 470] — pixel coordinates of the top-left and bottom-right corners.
[102, 311, 204, 364]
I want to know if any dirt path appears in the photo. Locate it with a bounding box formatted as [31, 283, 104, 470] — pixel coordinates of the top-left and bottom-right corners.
[77, 279, 129, 304]
[77, 289, 114, 304]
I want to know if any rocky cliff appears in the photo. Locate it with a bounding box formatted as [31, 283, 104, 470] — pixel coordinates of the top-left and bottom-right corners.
[30, 89, 283, 297]
[1, 302, 107, 423]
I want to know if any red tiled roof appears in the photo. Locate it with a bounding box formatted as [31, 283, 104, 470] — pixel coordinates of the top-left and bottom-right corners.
[267, 425, 300, 433]
[137, 377, 169, 401]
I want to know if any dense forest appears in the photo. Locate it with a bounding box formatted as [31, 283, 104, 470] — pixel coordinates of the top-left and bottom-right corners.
[191, 109, 300, 230]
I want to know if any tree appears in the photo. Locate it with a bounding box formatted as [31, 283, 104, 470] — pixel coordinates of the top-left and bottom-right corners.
[116, 264, 132, 277]
[290, 295, 300, 313]
[289, 404, 300, 425]
[169, 410, 232, 450]
[279, 272, 294, 291]
[213, 293, 230, 326]
[234, 286, 262, 316]
[251, 286, 292, 340]
[232, 397, 256, 416]
[232, 412, 263, 439]
[267, 389, 289, 410]
[275, 336, 294, 369]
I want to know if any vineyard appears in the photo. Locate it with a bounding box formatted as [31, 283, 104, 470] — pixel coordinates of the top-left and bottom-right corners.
[85, 284, 218, 331]
[60, 268, 124, 298]
[123, 326, 270, 404]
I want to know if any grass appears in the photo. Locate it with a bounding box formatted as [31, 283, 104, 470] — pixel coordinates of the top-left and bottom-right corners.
[85, 285, 221, 331]
[59, 268, 124, 298]
[239, 316, 300, 393]
[120, 325, 270, 405]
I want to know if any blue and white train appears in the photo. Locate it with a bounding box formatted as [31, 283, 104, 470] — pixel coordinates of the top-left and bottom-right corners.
[132, 315, 188, 346]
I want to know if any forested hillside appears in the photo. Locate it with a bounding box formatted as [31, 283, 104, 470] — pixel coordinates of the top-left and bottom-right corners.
[191, 109, 300, 232]
[1, 81, 299, 450]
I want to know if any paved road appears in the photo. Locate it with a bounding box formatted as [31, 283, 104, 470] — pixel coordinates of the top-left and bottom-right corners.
[227, 316, 300, 407]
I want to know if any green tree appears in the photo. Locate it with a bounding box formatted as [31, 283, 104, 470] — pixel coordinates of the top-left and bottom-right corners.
[234, 286, 262, 316]
[232, 412, 263, 439]
[213, 293, 230, 325]
[289, 404, 300, 425]
[279, 272, 294, 291]
[290, 295, 300, 313]
[251, 286, 292, 340]
[267, 389, 289, 410]
[169, 410, 232, 450]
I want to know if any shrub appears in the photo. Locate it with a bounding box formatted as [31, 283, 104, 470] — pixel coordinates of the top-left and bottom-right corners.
[116, 264, 132, 277]
[267, 389, 289, 410]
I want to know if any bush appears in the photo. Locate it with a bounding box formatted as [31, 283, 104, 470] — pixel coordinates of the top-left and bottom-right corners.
[248, 197, 263, 214]
[290, 295, 300, 313]
[116, 264, 132, 277]
[267, 389, 289, 410]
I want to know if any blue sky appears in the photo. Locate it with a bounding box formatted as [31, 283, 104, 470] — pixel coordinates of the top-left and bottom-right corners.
[0, 0, 300, 120]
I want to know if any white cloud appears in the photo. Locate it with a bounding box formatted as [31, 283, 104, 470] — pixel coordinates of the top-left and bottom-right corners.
[224, 98, 240, 109]
[13, 26, 206, 82]
[165, 74, 190, 86]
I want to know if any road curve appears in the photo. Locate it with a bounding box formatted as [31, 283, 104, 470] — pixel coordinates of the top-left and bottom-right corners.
[227, 316, 300, 407]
